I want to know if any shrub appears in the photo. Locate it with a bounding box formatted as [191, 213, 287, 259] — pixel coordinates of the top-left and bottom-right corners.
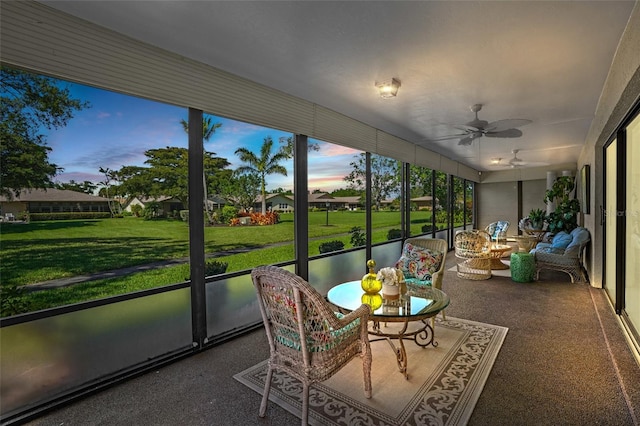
[435, 210, 448, 225]
[143, 201, 161, 219]
[319, 240, 344, 254]
[250, 211, 279, 225]
[387, 228, 402, 240]
[130, 204, 143, 217]
[0, 284, 30, 317]
[220, 205, 238, 224]
[179, 210, 189, 223]
[421, 224, 432, 233]
[349, 226, 366, 247]
[205, 260, 228, 277]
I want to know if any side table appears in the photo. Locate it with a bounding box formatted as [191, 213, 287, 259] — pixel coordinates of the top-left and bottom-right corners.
[510, 252, 535, 282]
[489, 244, 511, 269]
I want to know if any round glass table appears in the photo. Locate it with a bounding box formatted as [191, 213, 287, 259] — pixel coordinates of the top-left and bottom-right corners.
[327, 280, 450, 379]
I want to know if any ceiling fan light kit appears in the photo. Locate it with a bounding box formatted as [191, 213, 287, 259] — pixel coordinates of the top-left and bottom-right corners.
[375, 78, 401, 98]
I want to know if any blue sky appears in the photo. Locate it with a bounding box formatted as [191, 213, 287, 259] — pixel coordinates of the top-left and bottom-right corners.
[44, 79, 360, 193]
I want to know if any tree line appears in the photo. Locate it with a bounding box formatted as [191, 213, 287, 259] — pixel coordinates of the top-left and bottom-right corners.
[2, 66, 460, 216]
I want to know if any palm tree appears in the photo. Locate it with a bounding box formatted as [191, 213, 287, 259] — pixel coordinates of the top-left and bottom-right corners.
[235, 137, 288, 213]
[180, 117, 222, 223]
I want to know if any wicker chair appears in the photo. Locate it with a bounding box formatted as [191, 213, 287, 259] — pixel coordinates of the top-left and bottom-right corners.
[251, 265, 372, 425]
[485, 220, 510, 245]
[533, 227, 590, 283]
[454, 230, 492, 280]
[397, 238, 448, 322]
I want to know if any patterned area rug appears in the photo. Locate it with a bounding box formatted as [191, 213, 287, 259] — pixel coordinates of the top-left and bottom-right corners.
[234, 317, 508, 426]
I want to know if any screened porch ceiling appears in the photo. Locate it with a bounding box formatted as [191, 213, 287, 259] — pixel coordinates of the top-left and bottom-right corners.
[40, 1, 636, 172]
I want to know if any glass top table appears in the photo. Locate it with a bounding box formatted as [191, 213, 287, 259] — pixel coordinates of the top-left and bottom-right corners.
[327, 280, 450, 379]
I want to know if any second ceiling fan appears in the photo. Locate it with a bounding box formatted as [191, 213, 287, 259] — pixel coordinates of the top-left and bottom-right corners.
[431, 104, 532, 146]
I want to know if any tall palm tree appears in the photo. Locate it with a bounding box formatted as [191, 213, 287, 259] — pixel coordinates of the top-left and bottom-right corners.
[235, 137, 288, 213]
[180, 117, 222, 223]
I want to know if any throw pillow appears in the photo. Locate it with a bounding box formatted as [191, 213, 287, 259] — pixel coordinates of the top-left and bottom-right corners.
[550, 232, 572, 253]
[395, 243, 443, 281]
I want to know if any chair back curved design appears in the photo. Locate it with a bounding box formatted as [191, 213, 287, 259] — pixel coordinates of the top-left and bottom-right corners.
[485, 221, 510, 244]
[396, 238, 448, 324]
[532, 227, 590, 283]
[251, 265, 372, 425]
[400, 238, 447, 290]
[454, 230, 492, 280]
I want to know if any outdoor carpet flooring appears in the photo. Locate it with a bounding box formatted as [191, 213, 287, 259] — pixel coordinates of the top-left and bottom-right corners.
[448, 262, 512, 278]
[234, 317, 508, 426]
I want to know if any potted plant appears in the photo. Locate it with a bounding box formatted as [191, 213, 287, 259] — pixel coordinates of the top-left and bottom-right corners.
[528, 208, 547, 230]
[544, 176, 580, 234]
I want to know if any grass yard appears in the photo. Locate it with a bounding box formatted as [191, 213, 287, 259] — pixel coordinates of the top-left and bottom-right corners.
[0, 210, 437, 314]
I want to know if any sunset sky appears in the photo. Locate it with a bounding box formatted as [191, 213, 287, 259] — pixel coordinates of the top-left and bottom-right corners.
[43, 78, 360, 193]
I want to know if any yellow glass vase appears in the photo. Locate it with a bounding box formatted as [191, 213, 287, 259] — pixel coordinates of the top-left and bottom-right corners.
[361, 259, 382, 294]
[361, 293, 383, 311]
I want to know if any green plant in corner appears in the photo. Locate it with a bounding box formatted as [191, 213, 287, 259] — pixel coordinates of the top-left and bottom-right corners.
[544, 176, 580, 234]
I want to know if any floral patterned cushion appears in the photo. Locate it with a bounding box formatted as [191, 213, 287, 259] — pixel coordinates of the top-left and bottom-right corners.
[395, 242, 443, 281]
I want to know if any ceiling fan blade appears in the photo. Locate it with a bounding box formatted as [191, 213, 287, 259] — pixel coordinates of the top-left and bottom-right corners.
[453, 124, 479, 132]
[484, 128, 523, 138]
[484, 119, 532, 132]
[426, 133, 470, 142]
[458, 135, 475, 146]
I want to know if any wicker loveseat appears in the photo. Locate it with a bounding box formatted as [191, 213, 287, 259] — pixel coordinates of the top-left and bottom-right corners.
[531, 227, 590, 283]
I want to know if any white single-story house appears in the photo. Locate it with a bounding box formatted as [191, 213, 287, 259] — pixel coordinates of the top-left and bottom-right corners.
[0, 188, 111, 217]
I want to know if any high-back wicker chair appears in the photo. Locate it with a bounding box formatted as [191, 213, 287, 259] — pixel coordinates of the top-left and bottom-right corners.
[400, 237, 448, 325]
[485, 220, 510, 244]
[402, 237, 448, 291]
[454, 230, 492, 280]
[251, 265, 372, 425]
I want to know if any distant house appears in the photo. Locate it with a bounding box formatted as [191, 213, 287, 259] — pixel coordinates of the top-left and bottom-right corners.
[331, 196, 363, 210]
[254, 193, 294, 213]
[308, 192, 335, 210]
[0, 188, 111, 216]
[124, 196, 184, 216]
[411, 195, 435, 210]
[252, 192, 366, 212]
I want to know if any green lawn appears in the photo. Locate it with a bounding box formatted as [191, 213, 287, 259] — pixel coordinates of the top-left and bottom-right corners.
[0, 210, 437, 314]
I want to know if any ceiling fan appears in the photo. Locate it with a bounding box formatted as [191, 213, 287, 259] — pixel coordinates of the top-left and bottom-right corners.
[508, 149, 526, 167]
[490, 149, 549, 169]
[429, 104, 532, 146]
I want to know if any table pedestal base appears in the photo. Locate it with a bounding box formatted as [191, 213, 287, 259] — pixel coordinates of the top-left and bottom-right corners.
[370, 318, 437, 379]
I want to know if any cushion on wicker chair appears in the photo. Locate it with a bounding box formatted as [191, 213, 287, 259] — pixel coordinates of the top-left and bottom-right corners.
[395, 242, 443, 281]
[275, 312, 361, 352]
[485, 221, 510, 241]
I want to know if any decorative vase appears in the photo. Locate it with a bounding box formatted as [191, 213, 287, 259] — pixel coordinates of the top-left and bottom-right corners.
[361, 293, 383, 311]
[382, 283, 400, 300]
[361, 259, 382, 294]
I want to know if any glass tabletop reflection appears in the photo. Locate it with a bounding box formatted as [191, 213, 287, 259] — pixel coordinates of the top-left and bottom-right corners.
[327, 280, 450, 320]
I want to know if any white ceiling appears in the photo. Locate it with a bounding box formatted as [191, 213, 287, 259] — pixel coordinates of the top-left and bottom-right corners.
[41, 1, 636, 172]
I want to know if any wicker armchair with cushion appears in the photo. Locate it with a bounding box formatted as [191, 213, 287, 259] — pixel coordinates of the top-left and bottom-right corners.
[454, 230, 492, 280]
[485, 220, 510, 244]
[531, 227, 590, 283]
[394, 237, 447, 323]
[251, 265, 372, 425]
